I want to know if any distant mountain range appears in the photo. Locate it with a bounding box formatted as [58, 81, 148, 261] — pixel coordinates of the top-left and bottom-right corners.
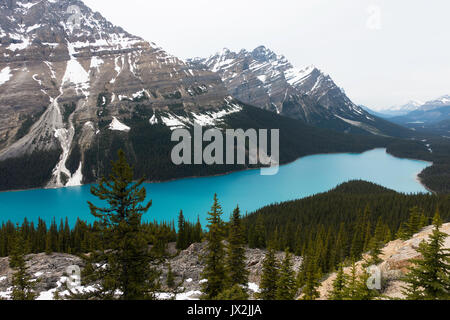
[189, 47, 412, 138]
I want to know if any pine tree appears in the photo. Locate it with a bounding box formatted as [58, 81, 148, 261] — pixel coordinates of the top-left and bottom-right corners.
[329, 263, 348, 300]
[201, 194, 227, 299]
[258, 246, 279, 300]
[402, 211, 450, 300]
[167, 263, 175, 289]
[176, 210, 186, 250]
[216, 284, 249, 300]
[80, 149, 159, 300]
[275, 249, 297, 300]
[225, 206, 249, 287]
[342, 261, 359, 299]
[10, 225, 37, 300]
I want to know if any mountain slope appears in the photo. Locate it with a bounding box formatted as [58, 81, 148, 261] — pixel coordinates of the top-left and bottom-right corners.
[317, 222, 450, 300]
[0, 0, 394, 192]
[189, 46, 413, 138]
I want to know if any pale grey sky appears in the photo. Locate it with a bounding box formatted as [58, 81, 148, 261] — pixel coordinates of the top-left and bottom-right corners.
[84, 0, 450, 110]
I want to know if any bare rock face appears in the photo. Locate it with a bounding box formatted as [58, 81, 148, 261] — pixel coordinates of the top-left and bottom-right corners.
[190, 46, 408, 137]
[162, 242, 302, 294]
[0, 253, 83, 298]
[0, 0, 241, 190]
[316, 223, 450, 300]
[0, 243, 302, 300]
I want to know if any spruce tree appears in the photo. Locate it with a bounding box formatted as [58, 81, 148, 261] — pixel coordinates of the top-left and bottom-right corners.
[226, 206, 249, 288]
[276, 249, 297, 300]
[167, 263, 175, 289]
[176, 210, 186, 250]
[402, 211, 450, 300]
[329, 263, 348, 300]
[10, 225, 37, 300]
[80, 149, 159, 300]
[258, 246, 279, 300]
[216, 284, 249, 300]
[201, 194, 227, 299]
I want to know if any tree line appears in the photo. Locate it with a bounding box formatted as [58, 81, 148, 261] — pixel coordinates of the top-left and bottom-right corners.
[2, 153, 449, 300]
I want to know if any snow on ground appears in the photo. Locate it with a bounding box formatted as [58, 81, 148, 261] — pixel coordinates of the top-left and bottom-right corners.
[248, 283, 260, 293]
[66, 162, 83, 187]
[0, 67, 12, 86]
[90, 56, 104, 70]
[159, 99, 242, 130]
[63, 43, 90, 96]
[109, 117, 131, 132]
[149, 114, 158, 125]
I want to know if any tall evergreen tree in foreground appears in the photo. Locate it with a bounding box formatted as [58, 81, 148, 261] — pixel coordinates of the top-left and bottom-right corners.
[226, 206, 249, 288]
[201, 194, 227, 299]
[402, 211, 450, 300]
[10, 225, 37, 300]
[81, 150, 159, 300]
[258, 246, 279, 300]
[276, 249, 297, 300]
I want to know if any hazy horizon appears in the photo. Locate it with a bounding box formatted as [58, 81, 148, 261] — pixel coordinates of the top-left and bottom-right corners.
[83, 0, 450, 111]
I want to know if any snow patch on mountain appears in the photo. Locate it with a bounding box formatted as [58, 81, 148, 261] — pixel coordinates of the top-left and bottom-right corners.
[0, 67, 12, 86]
[109, 117, 131, 132]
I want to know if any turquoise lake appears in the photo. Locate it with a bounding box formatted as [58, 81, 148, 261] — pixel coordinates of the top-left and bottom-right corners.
[0, 149, 431, 226]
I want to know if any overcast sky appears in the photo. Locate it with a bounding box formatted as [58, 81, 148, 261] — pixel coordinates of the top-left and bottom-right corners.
[84, 0, 450, 110]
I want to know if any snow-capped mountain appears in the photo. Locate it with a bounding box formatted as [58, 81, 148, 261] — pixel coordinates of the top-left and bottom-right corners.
[379, 100, 424, 117]
[0, 0, 246, 189]
[189, 46, 408, 137]
[420, 95, 450, 111]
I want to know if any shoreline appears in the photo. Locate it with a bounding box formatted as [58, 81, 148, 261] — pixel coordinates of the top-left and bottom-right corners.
[0, 147, 434, 195]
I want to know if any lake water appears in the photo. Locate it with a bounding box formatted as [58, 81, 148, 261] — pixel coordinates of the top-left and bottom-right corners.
[0, 149, 431, 227]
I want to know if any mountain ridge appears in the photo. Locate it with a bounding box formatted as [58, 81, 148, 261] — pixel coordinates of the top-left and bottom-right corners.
[189, 46, 413, 138]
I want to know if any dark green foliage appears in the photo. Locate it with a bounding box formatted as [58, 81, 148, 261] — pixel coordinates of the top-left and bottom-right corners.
[62, 102, 76, 124]
[9, 225, 37, 300]
[167, 263, 175, 288]
[244, 180, 450, 276]
[80, 150, 159, 300]
[0, 217, 186, 258]
[398, 206, 428, 240]
[176, 211, 186, 250]
[201, 194, 227, 299]
[258, 247, 279, 300]
[225, 206, 249, 287]
[66, 144, 82, 175]
[275, 249, 297, 300]
[299, 245, 321, 300]
[215, 284, 249, 300]
[402, 211, 450, 300]
[0, 149, 61, 191]
[388, 136, 450, 194]
[330, 263, 348, 300]
[15, 107, 46, 141]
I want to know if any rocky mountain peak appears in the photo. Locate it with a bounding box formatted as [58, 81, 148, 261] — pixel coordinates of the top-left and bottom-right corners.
[0, 0, 237, 189]
[190, 46, 394, 136]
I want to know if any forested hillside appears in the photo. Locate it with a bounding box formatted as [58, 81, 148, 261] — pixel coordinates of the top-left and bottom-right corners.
[243, 180, 450, 275]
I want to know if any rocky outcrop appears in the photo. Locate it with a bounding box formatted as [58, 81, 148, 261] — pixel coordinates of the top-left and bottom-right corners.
[317, 223, 450, 300]
[0, 253, 83, 299]
[0, 242, 302, 300]
[159, 242, 302, 296]
[190, 46, 411, 137]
